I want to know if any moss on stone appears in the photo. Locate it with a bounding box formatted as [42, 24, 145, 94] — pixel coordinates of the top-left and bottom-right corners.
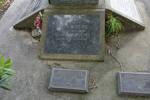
[0, 0, 4, 9]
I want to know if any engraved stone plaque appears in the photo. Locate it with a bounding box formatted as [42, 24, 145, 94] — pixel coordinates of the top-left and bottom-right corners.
[40, 9, 105, 61]
[48, 68, 89, 93]
[50, 0, 99, 5]
[45, 14, 100, 54]
[118, 72, 150, 96]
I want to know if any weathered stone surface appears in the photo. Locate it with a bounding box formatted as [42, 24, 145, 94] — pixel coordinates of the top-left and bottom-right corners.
[105, 0, 145, 30]
[13, 0, 49, 29]
[49, 0, 105, 9]
[45, 15, 100, 55]
[20, 0, 42, 19]
[50, 0, 99, 4]
[118, 72, 150, 96]
[40, 9, 105, 61]
[48, 68, 88, 93]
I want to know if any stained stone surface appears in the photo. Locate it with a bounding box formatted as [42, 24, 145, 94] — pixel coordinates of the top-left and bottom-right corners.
[110, 0, 142, 23]
[118, 72, 150, 96]
[50, 0, 99, 4]
[48, 68, 88, 93]
[105, 0, 145, 30]
[20, 0, 42, 19]
[41, 9, 105, 61]
[44, 14, 100, 55]
[13, 0, 49, 29]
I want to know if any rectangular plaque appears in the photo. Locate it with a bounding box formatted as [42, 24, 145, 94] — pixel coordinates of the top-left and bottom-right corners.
[118, 72, 150, 96]
[48, 68, 89, 93]
[40, 9, 105, 61]
[50, 0, 99, 5]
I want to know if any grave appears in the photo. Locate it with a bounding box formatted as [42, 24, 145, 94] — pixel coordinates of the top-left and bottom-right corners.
[48, 68, 89, 93]
[40, 0, 105, 61]
[118, 72, 150, 96]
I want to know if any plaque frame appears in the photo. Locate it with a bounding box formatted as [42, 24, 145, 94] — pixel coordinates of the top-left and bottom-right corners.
[40, 9, 105, 61]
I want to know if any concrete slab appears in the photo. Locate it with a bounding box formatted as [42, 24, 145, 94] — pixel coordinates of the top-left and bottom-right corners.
[0, 0, 150, 100]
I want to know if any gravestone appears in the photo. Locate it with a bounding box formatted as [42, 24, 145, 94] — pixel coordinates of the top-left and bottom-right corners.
[48, 68, 89, 93]
[105, 0, 145, 30]
[40, 0, 105, 61]
[118, 72, 150, 96]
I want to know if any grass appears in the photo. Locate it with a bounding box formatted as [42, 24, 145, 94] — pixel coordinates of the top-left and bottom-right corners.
[105, 13, 123, 38]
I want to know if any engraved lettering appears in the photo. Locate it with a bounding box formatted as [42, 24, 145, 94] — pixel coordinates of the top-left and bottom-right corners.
[53, 15, 89, 41]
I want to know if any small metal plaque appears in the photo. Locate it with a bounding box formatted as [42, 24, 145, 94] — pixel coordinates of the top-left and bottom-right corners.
[118, 72, 150, 96]
[48, 68, 89, 93]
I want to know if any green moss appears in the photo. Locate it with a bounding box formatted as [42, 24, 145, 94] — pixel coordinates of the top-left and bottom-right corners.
[0, 0, 4, 9]
[0, 0, 4, 19]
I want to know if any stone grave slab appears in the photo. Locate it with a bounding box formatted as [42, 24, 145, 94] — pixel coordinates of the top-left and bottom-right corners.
[48, 0, 105, 9]
[40, 9, 105, 61]
[118, 72, 150, 96]
[13, 0, 49, 29]
[105, 0, 145, 30]
[48, 68, 89, 93]
[50, 0, 99, 5]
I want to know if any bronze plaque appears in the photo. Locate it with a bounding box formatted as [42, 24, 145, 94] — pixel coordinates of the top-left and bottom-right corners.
[118, 72, 150, 96]
[48, 68, 88, 93]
